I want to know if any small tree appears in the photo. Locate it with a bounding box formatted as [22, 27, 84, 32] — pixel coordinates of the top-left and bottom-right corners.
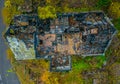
[109, 2, 120, 19]
[2, 0, 21, 25]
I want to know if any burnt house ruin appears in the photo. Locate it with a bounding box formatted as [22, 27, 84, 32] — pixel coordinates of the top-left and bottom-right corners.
[4, 11, 116, 71]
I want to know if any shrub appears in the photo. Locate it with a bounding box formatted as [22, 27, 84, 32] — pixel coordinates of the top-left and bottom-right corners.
[38, 6, 56, 19]
[96, 0, 112, 10]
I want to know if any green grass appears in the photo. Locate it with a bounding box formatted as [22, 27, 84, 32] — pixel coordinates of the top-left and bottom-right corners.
[7, 68, 13, 73]
[73, 60, 90, 71]
[95, 56, 106, 68]
[72, 55, 106, 72]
